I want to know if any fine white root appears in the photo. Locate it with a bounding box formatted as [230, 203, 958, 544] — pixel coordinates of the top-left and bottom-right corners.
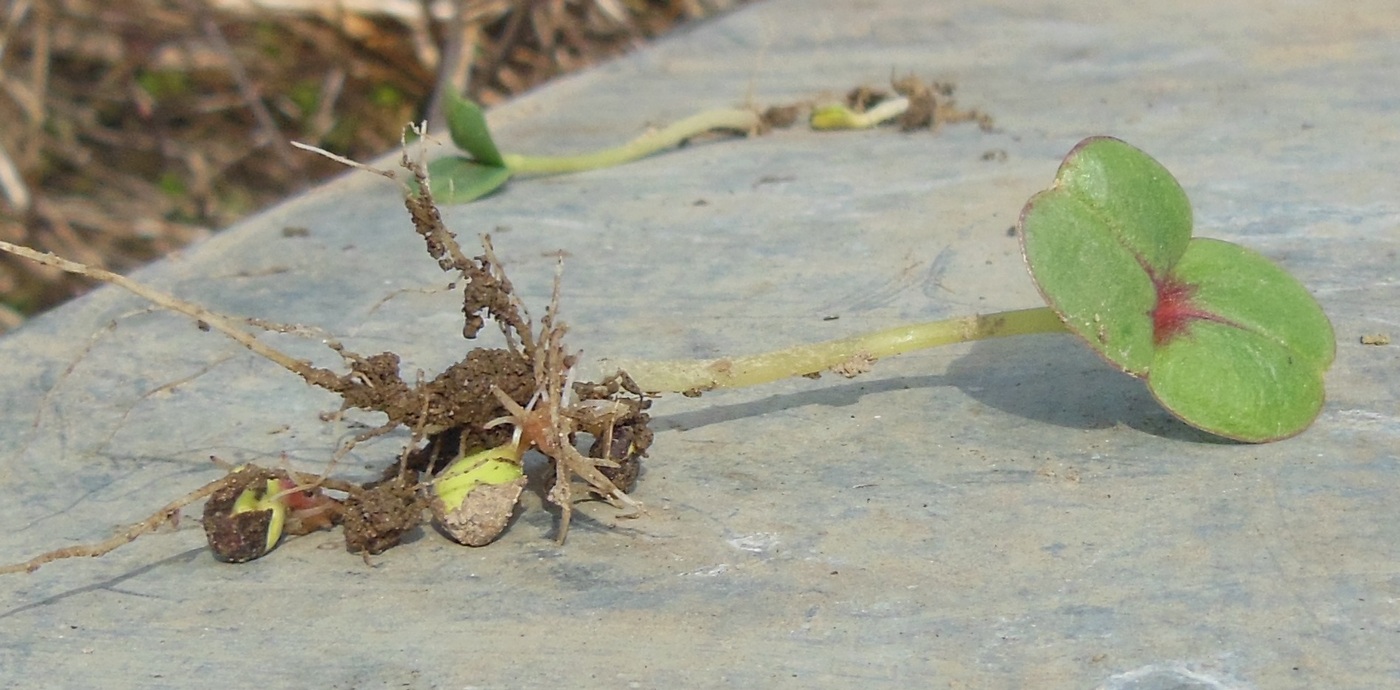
[0, 240, 341, 390]
[0, 475, 230, 574]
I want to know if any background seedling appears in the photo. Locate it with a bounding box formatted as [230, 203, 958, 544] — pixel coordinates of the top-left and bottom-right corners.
[427, 77, 993, 203]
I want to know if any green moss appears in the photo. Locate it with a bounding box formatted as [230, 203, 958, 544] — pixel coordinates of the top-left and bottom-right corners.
[136, 70, 192, 101]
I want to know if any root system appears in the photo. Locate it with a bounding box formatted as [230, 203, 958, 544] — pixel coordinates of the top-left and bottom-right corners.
[0, 149, 652, 573]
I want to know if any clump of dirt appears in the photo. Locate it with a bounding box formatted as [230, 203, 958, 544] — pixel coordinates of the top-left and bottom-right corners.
[589, 423, 648, 494]
[760, 104, 802, 130]
[341, 477, 423, 556]
[578, 396, 654, 495]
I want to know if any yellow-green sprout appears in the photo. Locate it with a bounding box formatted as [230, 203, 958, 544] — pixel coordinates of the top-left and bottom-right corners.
[430, 442, 527, 546]
[433, 444, 525, 509]
[809, 97, 910, 130]
[230, 478, 288, 554]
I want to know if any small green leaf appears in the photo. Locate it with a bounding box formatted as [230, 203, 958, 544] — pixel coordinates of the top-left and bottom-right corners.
[426, 156, 511, 204]
[1148, 239, 1334, 441]
[1019, 182, 1163, 375]
[1020, 136, 1194, 375]
[1019, 137, 1334, 442]
[443, 91, 505, 167]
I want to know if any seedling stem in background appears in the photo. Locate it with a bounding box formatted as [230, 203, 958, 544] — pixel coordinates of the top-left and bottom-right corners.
[427, 78, 992, 203]
[501, 109, 762, 175]
[430, 92, 765, 202]
[810, 97, 909, 130]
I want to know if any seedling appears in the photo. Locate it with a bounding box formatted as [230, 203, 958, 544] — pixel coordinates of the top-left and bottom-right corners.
[0, 128, 1333, 574]
[425, 76, 992, 203]
[201, 465, 342, 563]
[622, 137, 1335, 442]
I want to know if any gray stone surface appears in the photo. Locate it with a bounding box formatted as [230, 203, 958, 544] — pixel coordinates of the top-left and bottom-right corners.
[2, 0, 1397, 687]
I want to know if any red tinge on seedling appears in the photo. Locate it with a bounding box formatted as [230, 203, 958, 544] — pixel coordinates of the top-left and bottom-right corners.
[1151, 274, 1220, 345]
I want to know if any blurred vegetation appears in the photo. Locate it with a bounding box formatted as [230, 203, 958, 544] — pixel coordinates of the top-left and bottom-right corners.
[0, 0, 744, 331]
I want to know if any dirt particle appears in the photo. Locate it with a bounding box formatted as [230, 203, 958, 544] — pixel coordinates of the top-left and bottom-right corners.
[708, 359, 734, 378]
[845, 85, 885, 112]
[1360, 333, 1391, 345]
[752, 175, 795, 189]
[890, 75, 994, 132]
[587, 421, 651, 494]
[760, 104, 801, 129]
[830, 351, 875, 378]
[1036, 462, 1082, 484]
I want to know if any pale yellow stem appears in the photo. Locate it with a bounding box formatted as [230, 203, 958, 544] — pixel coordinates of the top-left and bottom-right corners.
[501, 108, 762, 175]
[617, 307, 1067, 394]
[810, 97, 910, 130]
